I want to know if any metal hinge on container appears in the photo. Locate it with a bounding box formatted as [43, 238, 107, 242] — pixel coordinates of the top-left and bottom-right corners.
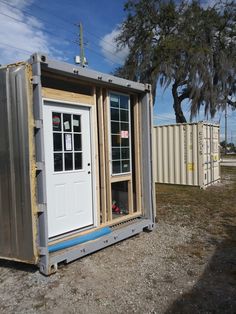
[35, 119, 43, 129]
[36, 161, 45, 171]
[38, 247, 47, 256]
[31, 75, 41, 85]
[37, 203, 46, 213]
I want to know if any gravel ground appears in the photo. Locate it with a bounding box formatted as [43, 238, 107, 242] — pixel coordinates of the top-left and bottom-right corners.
[0, 167, 235, 314]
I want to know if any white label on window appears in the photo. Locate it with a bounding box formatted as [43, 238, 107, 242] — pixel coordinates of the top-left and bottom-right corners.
[64, 121, 70, 130]
[73, 119, 79, 127]
[120, 130, 129, 138]
[110, 95, 119, 102]
[65, 134, 72, 151]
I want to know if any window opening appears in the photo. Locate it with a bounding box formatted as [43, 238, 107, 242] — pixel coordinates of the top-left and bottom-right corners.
[110, 94, 131, 175]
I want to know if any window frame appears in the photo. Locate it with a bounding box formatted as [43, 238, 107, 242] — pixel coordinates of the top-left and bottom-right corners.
[51, 111, 84, 173]
[108, 91, 132, 176]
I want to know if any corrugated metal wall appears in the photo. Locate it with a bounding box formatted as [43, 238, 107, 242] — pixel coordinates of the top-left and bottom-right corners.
[153, 122, 220, 188]
[0, 65, 36, 263]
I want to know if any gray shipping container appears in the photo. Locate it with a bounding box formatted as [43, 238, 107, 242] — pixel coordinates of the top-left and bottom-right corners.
[153, 122, 220, 188]
[0, 53, 155, 275]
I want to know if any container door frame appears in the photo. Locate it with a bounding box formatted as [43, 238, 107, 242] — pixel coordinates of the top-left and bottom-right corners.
[42, 97, 98, 236]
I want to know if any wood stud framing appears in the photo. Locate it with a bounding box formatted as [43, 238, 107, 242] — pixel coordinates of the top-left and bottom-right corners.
[133, 95, 142, 214]
[97, 88, 107, 224]
[103, 89, 112, 222]
[41, 83, 143, 228]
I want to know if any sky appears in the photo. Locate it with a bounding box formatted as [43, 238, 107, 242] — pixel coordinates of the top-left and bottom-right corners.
[0, 0, 235, 143]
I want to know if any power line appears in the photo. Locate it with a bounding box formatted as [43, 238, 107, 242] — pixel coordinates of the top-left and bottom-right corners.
[0, 0, 119, 52]
[0, 0, 77, 38]
[0, 42, 35, 55]
[0, 11, 73, 46]
[0, 0, 124, 65]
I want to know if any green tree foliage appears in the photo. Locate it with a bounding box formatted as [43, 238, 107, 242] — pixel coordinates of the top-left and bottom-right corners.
[115, 0, 236, 123]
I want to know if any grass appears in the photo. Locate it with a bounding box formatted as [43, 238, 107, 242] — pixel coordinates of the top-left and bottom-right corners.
[156, 166, 236, 237]
[156, 166, 236, 312]
[221, 153, 236, 159]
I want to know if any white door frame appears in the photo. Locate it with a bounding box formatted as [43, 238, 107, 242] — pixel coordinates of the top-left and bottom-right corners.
[42, 98, 98, 237]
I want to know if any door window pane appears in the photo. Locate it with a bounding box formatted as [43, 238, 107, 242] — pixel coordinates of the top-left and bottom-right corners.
[74, 134, 82, 151]
[64, 133, 72, 151]
[53, 133, 62, 151]
[52, 112, 61, 131]
[65, 153, 73, 170]
[54, 153, 63, 172]
[73, 115, 81, 132]
[63, 114, 71, 132]
[75, 152, 82, 169]
[52, 112, 85, 173]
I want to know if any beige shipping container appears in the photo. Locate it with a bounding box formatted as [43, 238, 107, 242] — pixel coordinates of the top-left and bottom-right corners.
[153, 122, 220, 188]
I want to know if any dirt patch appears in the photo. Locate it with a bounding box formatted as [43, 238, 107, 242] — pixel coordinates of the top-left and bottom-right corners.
[0, 167, 235, 313]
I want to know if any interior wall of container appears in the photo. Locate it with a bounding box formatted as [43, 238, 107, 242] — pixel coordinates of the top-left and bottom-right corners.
[153, 123, 220, 187]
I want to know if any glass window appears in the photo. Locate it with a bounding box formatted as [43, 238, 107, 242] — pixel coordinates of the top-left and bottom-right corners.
[52, 112, 61, 131]
[52, 112, 83, 172]
[112, 148, 120, 160]
[75, 152, 82, 169]
[53, 133, 62, 151]
[111, 108, 119, 121]
[112, 135, 120, 147]
[111, 121, 120, 134]
[74, 134, 82, 151]
[120, 95, 129, 109]
[120, 110, 129, 122]
[65, 153, 73, 170]
[112, 161, 121, 174]
[64, 133, 72, 151]
[110, 93, 131, 175]
[73, 115, 81, 132]
[63, 114, 71, 132]
[54, 153, 63, 172]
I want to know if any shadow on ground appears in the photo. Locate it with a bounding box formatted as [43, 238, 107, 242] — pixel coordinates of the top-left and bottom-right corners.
[166, 224, 236, 314]
[0, 259, 37, 273]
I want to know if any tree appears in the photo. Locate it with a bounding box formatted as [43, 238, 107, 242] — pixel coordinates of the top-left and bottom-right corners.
[115, 0, 236, 123]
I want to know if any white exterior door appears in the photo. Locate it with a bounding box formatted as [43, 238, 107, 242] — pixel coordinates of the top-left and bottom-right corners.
[43, 101, 93, 238]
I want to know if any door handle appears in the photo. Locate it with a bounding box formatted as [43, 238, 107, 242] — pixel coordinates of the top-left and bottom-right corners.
[88, 171, 91, 174]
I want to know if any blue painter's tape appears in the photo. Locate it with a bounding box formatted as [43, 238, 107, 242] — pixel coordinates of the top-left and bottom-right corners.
[48, 227, 112, 253]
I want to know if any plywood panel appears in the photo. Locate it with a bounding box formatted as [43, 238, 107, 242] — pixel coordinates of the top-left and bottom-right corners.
[42, 87, 94, 105]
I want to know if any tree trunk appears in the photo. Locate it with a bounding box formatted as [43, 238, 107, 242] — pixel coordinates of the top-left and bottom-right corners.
[172, 82, 187, 123]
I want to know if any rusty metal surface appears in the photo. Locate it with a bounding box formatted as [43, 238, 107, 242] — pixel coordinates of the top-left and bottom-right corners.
[0, 65, 36, 263]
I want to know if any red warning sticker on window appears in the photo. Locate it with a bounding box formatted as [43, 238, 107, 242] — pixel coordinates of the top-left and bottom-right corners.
[120, 130, 129, 138]
[53, 116, 60, 125]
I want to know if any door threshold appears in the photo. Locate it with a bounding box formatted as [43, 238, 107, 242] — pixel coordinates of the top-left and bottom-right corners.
[48, 224, 95, 244]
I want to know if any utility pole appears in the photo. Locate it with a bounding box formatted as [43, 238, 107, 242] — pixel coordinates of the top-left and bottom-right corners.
[79, 22, 85, 67]
[225, 104, 228, 155]
[75, 22, 87, 67]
